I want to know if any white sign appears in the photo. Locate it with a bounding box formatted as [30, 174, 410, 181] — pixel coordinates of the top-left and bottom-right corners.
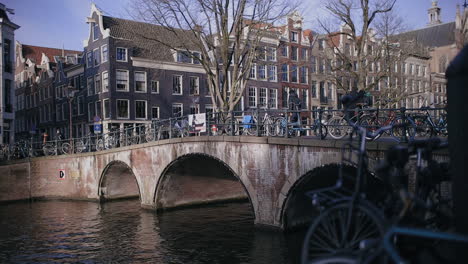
[188, 113, 206, 133]
[59, 169, 66, 179]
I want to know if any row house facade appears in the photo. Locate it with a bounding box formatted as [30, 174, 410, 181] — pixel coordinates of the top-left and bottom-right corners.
[0, 4, 19, 145]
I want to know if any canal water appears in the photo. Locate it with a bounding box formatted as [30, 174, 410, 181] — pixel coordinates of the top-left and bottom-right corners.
[0, 200, 305, 263]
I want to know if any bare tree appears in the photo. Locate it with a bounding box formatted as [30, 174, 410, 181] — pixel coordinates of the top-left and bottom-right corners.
[130, 0, 298, 113]
[313, 0, 423, 108]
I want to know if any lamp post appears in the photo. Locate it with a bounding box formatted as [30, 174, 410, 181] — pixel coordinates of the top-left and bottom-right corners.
[66, 86, 78, 150]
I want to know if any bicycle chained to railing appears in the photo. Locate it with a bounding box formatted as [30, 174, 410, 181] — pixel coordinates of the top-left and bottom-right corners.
[301, 93, 466, 264]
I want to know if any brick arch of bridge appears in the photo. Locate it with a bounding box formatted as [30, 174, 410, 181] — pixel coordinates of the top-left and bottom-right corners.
[153, 153, 255, 215]
[98, 160, 141, 201]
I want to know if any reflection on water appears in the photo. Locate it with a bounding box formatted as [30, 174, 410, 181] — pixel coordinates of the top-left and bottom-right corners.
[0, 200, 304, 263]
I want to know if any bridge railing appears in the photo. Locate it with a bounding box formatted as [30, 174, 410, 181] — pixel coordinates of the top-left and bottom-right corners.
[0, 106, 447, 160]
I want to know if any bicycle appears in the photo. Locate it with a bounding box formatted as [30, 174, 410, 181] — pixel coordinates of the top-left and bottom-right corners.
[412, 107, 448, 138]
[301, 94, 395, 264]
[242, 111, 277, 136]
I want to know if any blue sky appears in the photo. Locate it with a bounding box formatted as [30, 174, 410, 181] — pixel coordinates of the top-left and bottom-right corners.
[2, 0, 460, 51]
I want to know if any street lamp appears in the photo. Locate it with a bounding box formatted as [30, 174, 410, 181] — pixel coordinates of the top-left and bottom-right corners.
[66, 86, 78, 149]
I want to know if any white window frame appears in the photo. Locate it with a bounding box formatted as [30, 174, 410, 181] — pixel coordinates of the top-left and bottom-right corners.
[102, 71, 109, 92]
[151, 80, 159, 94]
[103, 99, 110, 119]
[101, 44, 108, 63]
[291, 31, 298, 43]
[258, 65, 266, 80]
[172, 75, 183, 95]
[116, 99, 130, 119]
[93, 48, 100, 67]
[134, 71, 147, 93]
[95, 100, 102, 119]
[87, 76, 94, 96]
[95, 74, 101, 94]
[116, 69, 129, 92]
[249, 63, 257, 79]
[151, 106, 160, 120]
[248, 86, 258, 108]
[93, 22, 99, 41]
[268, 65, 277, 82]
[116, 47, 128, 62]
[135, 100, 147, 119]
[269, 88, 278, 109]
[189, 76, 200, 95]
[172, 103, 183, 117]
[86, 52, 92, 68]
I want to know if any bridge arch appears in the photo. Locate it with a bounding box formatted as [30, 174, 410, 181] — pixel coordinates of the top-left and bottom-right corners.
[154, 153, 255, 217]
[280, 164, 344, 230]
[99, 160, 141, 201]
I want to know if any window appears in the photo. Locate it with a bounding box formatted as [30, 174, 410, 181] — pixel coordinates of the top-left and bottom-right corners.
[93, 48, 100, 66]
[281, 64, 288, 82]
[250, 63, 257, 79]
[172, 103, 183, 117]
[102, 71, 109, 92]
[291, 32, 298, 42]
[116, 47, 127, 62]
[86, 52, 92, 68]
[95, 74, 101, 93]
[88, 102, 95, 121]
[291, 46, 298, 61]
[300, 66, 308, 84]
[267, 65, 277, 82]
[267, 47, 276, 61]
[258, 65, 266, 80]
[248, 87, 257, 107]
[101, 45, 108, 62]
[311, 56, 316, 73]
[87, 76, 94, 95]
[318, 58, 324, 74]
[134, 71, 147, 92]
[78, 96, 84, 115]
[312, 81, 317, 98]
[116, 70, 129, 91]
[409, 64, 413, 75]
[291, 65, 298, 83]
[416, 65, 420, 76]
[268, 88, 277, 109]
[301, 48, 308, 61]
[301, 89, 308, 109]
[318, 39, 324, 50]
[93, 22, 99, 41]
[104, 99, 110, 119]
[189, 76, 199, 95]
[259, 87, 267, 108]
[176, 51, 201, 64]
[190, 104, 200, 115]
[3, 39, 12, 73]
[281, 45, 288, 57]
[135, 100, 147, 119]
[423, 66, 427, 77]
[116, 99, 129, 118]
[95, 101, 102, 119]
[151, 80, 159, 94]
[173, 75, 183, 94]
[151, 107, 160, 120]
[402, 63, 407, 74]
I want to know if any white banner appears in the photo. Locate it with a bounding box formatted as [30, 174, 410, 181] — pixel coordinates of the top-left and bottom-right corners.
[188, 113, 206, 133]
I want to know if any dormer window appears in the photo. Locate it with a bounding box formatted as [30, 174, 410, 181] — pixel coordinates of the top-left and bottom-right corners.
[116, 47, 127, 62]
[93, 23, 99, 41]
[291, 32, 298, 43]
[176, 50, 201, 64]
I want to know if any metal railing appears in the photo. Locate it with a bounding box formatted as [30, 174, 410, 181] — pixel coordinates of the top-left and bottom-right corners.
[0, 106, 447, 161]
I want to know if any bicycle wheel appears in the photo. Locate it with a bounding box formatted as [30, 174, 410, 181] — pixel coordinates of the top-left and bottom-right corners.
[43, 144, 55, 156]
[328, 116, 348, 140]
[75, 141, 85, 153]
[274, 117, 287, 137]
[412, 116, 432, 138]
[301, 201, 386, 264]
[265, 117, 276, 136]
[314, 123, 328, 140]
[359, 115, 381, 141]
[391, 117, 416, 143]
[61, 143, 72, 154]
[223, 117, 239, 136]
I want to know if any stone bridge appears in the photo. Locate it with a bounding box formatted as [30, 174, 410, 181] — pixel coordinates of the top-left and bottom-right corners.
[0, 136, 449, 229]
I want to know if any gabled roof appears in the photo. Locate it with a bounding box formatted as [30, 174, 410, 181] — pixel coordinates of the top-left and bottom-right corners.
[394, 22, 455, 48]
[21, 44, 80, 65]
[102, 16, 201, 61]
